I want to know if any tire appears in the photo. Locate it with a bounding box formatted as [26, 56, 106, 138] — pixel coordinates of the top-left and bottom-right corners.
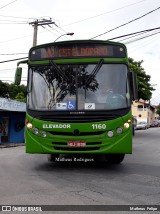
[47, 154, 59, 162]
[105, 154, 125, 164]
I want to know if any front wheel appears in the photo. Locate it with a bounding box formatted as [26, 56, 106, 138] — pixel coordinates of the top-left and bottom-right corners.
[105, 154, 125, 164]
[47, 154, 59, 162]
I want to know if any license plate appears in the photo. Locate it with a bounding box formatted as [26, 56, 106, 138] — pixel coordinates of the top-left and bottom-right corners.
[67, 140, 86, 147]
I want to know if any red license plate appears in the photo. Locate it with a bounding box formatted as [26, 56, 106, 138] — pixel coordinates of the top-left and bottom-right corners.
[67, 140, 86, 147]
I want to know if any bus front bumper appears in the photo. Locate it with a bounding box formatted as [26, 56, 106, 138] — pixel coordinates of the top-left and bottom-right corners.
[25, 128, 132, 154]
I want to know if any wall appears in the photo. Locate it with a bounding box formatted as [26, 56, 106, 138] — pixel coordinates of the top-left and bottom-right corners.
[132, 100, 156, 125]
[0, 112, 25, 144]
[8, 112, 25, 143]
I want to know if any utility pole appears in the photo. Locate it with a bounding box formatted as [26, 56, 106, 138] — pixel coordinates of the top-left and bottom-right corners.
[29, 19, 55, 46]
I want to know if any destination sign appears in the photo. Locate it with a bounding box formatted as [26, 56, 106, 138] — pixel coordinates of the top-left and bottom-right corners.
[30, 42, 126, 60]
[57, 46, 108, 57]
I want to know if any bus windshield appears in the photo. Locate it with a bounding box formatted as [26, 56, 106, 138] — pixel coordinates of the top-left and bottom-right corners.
[28, 63, 130, 111]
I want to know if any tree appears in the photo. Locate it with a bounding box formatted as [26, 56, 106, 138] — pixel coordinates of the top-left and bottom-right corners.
[0, 81, 27, 102]
[156, 104, 160, 116]
[0, 81, 10, 98]
[8, 83, 27, 101]
[129, 58, 155, 101]
[15, 92, 26, 102]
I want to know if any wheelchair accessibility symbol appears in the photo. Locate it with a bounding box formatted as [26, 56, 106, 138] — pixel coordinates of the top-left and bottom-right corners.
[67, 100, 76, 110]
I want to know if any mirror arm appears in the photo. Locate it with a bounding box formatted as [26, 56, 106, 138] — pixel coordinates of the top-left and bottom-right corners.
[17, 60, 28, 67]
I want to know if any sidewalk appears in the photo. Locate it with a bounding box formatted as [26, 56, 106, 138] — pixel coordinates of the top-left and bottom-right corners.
[0, 143, 25, 148]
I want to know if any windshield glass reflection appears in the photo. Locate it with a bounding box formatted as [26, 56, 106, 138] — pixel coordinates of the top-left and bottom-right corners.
[28, 64, 130, 111]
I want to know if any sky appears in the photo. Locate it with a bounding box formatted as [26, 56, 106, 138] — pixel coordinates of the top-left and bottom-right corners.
[0, 0, 160, 105]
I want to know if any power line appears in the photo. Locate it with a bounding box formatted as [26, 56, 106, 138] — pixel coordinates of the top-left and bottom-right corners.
[128, 33, 160, 53]
[0, 14, 29, 19]
[124, 30, 160, 44]
[0, 53, 27, 55]
[30, 18, 75, 44]
[46, 25, 75, 40]
[108, 27, 160, 49]
[0, 68, 16, 71]
[41, 25, 59, 37]
[0, 0, 148, 26]
[119, 31, 150, 42]
[108, 26, 160, 51]
[1, 26, 160, 63]
[0, 0, 18, 10]
[0, 18, 28, 24]
[0, 16, 69, 44]
[41, 20, 73, 39]
[0, 29, 46, 44]
[0, 15, 59, 25]
[0, 27, 59, 45]
[90, 5, 160, 39]
[54, 23, 69, 34]
[0, 14, 40, 21]
[119, 26, 160, 52]
[0, 66, 26, 71]
[29, 18, 57, 46]
[0, 57, 28, 64]
[62, 0, 149, 27]
[108, 27, 160, 41]
[0, 19, 27, 24]
[0, 19, 27, 23]
[0, 22, 27, 24]
[54, 24, 77, 40]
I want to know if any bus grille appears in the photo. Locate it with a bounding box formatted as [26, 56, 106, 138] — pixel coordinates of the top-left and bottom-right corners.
[48, 131, 105, 136]
[38, 115, 115, 123]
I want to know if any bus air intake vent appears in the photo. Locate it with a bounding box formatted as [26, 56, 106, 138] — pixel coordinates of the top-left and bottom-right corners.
[39, 115, 115, 123]
[48, 131, 105, 136]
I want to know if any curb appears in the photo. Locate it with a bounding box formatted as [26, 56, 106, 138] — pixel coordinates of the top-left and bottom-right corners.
[0, 143, 25, 148]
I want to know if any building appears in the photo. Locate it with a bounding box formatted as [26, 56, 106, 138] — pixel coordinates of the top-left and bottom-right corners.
[132, 100, 156, 125]
[0, 98, 26, 144]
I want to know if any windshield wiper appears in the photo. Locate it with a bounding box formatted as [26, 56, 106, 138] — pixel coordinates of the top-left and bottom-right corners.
[50, 60, 70, 82]
[85, 58, 104, 87]
[49, 61, 76, 103]
[83, 58, 104, 98]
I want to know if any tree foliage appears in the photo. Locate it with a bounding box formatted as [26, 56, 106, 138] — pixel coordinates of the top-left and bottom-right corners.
[0, 80, 27, 102]
[0, 58, 155, 103]
[156, 104, 160, 116]
[129, 58, 155, 101]
[0, 81, 10, 98]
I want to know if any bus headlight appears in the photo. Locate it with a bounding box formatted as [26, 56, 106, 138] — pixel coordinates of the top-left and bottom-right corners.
[124, 123, 130, 129]
[107, 131, 114, 138]
[116, 127, 123, 134]
[27, 123, 33, 129]
[33, 128, 39, 135]
[41, 131, 47, 138]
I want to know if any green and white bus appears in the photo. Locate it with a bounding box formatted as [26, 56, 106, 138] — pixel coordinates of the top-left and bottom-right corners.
[15, 40, 137, 164]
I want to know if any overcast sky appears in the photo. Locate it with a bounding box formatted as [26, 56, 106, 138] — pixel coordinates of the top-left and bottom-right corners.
[0, 0, 160, 104]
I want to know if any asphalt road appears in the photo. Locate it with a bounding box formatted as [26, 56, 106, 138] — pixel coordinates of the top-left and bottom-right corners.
[0, 127, 160, 213]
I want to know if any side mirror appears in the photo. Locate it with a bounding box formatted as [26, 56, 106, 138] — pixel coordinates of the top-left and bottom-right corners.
[129, 71, 138, 100]
[14, 67, 22, 85]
